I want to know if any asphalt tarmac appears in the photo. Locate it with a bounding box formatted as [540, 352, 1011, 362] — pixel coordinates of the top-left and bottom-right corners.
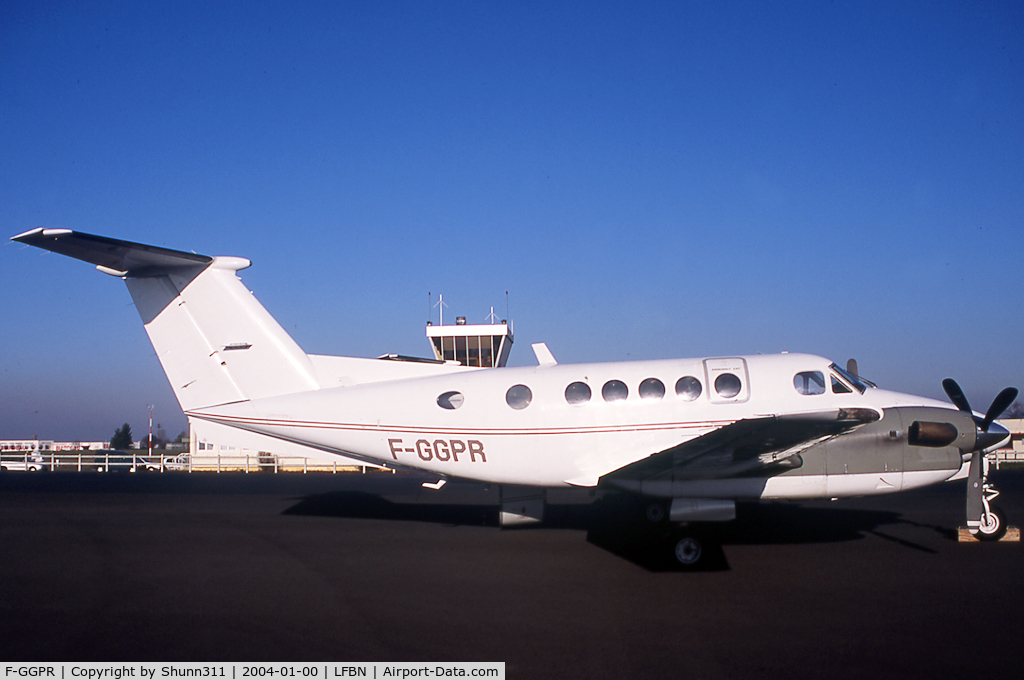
[1, 469, 1022, 679]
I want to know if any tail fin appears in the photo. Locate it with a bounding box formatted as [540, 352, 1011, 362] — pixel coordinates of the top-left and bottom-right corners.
[12, 228, 319, 411]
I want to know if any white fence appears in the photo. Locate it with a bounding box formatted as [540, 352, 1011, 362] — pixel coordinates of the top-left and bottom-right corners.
[5, 449, 1022, 475]
[0, 450, 376, 474]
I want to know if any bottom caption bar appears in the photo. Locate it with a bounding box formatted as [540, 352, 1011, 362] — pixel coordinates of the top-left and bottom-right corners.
[2, 664, 504, 680]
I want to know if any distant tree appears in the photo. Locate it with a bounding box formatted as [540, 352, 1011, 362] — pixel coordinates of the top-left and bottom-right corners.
[1005, 401, 1024, 419]
[110, 423, 133, 451]
[174, 430, 189, 444]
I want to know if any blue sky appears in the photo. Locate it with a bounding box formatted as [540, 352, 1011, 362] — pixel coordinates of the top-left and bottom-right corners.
[3, 1, 1022, 442]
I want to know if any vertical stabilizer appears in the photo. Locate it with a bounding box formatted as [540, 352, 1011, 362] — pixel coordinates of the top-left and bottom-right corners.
[127, 258, 319, 410]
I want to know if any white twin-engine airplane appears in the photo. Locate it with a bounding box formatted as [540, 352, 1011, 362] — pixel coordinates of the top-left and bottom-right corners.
[13, 227, 1019, 567]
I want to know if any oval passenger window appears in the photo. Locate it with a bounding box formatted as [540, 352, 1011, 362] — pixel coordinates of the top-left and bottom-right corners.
[714, 373, 742, 399]
[506, 384, 533, 410]
[675, 376, 702, 401]
[437, 391, 465, 410]
[565, 382, 592, 405]
[602, 380, 628, 402]
[639, 378, 665, 400]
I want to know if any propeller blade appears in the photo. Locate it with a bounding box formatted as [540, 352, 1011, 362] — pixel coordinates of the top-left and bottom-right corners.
[981, 387, 1019, 432]
[846, 358, 859, 378]
[942, 378, 972, 414]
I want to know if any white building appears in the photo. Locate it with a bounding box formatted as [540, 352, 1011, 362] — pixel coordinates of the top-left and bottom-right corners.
[0, 439, 54, 453]
[998, 418, 1024, 460]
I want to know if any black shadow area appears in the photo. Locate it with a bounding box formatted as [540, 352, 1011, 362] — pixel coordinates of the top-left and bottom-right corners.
[282, 489, 499, 526]
[281, 483, 942, 572]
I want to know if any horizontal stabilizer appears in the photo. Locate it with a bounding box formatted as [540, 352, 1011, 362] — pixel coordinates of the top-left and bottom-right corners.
[12, 228, 214, 277]
[13, 227, 316, 411]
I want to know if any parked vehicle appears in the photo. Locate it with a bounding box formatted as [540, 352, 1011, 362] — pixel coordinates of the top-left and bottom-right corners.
[161, 453, 191, 471]
[92, 451, 161, 472]
[0, 453, 46, 472]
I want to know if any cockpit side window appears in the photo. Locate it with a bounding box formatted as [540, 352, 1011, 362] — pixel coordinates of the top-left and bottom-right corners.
[794, 371, 826, 395]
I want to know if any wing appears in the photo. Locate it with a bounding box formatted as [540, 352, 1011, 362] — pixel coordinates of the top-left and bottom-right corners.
[11, 228, 212, 276]
[600, 407, 880, 491]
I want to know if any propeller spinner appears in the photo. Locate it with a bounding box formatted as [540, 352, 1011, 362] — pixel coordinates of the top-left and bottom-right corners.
[942, 379, 1018, 451]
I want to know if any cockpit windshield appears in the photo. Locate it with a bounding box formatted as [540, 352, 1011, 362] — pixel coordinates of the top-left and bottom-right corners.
[829, 363, 872, 394]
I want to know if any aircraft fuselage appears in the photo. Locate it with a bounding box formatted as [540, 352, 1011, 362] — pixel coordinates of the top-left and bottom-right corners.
[188, 352, 971, 498]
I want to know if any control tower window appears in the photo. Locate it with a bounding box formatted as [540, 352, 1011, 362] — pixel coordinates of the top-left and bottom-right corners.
[639, 378, 665, 400]
[565, 381, 592, 405]
[437, 391, 465, 410]
[794, 371, 826, 395]
[675, 376, 702, 401]
[437, 336, 454, 362]
[506, 384, 533, 410]
[602, 380, 628, 402]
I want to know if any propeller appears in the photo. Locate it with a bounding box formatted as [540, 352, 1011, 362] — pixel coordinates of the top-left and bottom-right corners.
[942, 378, 1018, 437]
[941, 378, 971, 415]
[942, 379, 1018, 540]
[981, 387, 1018, 433]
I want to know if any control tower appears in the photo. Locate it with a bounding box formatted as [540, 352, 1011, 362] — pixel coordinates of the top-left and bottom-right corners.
[426, 302, 513, 367]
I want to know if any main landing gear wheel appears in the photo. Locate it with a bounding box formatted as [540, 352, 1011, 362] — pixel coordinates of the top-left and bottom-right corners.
[672, 535, 703, 567]
[645, 502, 667, 523]
[975, 504, 1007, 542]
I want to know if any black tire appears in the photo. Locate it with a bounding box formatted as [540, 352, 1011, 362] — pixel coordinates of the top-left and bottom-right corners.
[669, 533, 704, 568]
[645, 501, 668, 524]
[976, 505, 1008, 541]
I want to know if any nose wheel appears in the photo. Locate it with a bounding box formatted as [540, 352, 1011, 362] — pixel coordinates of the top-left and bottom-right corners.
[976, 503, 1007, 541]
[968, 451, 1008, 541]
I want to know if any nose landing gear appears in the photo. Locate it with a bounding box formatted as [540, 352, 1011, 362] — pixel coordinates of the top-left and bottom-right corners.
[942, 380, 1017, 542]
[967, 451, 1008, 541]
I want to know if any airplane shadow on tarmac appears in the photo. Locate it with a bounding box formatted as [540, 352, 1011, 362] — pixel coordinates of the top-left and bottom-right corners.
[282, 487, 956, 573]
